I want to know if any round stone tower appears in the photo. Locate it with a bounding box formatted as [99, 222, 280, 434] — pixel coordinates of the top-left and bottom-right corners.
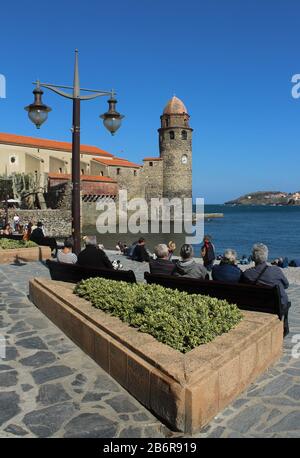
[158, 96, 193, 200]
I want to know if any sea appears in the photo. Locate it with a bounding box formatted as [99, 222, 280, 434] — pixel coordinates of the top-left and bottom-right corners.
[83, 205, 300, 261]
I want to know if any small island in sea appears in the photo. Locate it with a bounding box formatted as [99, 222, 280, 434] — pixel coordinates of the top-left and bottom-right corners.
[225, 191, 300, 206]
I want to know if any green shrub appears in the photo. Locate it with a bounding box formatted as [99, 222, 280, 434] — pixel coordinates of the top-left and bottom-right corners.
[74, 278, 242, 353]
[0, 239, 38, 250]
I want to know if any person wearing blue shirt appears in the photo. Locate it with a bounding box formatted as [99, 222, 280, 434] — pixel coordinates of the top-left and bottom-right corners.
[212, 249, 242, 283]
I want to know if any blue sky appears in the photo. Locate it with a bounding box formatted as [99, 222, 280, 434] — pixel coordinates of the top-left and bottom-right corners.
[0, 0, 299, 203]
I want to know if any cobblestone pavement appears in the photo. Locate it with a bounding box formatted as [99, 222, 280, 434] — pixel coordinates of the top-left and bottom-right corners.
[0, 262, 167, 438]
[0, 260, 300, 438]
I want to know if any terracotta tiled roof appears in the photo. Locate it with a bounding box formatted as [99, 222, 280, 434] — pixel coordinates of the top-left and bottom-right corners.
[93, 157, 141, 168]
[0, 132, 114, 158]
[143, 157, 163, 161]
[163, 96, 188, 115]
[48, 173, 116, 183]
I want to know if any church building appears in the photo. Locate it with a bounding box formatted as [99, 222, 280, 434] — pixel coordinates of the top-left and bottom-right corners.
[0, 96, 192, 205]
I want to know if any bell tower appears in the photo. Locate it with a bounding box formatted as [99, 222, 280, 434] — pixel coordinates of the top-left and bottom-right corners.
[158, 96, 193, 200]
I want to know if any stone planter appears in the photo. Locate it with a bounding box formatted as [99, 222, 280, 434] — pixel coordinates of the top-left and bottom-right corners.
[29, 277, 283, 433]
[0, 246, 51, 264]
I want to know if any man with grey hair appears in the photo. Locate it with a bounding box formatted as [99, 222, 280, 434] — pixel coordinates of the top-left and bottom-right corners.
[149, 244, 175, 275]
[241, 243, 290, 337]
[77, 235, 113, 269]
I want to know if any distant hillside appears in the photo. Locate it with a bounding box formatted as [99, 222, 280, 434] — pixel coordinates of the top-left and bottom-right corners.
[225, 191, 300, 206]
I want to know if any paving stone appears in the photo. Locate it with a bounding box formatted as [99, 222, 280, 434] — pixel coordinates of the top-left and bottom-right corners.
[64, 413, 118, 438]
[16, 337, 47, 350]
[4, 424, 29, 436]
[16, 331, 37, 338]
[265, 411, 300, 433]
[133, 412, 151, 422]
[106, 395, 139, 413]
[285, 385, 300, 401]
[36, 383, 72, 406]
[119, 426, 143, 438]
[0, 370, 18, 387]
[227, 405, 267, 434]
[231, 398, 249, 409]
[0, 392, 20, 426]
[266, 408, 282, 422]
[31, 365, 74, 384]
[8, 303, 30, 309]
[23, 402, 75, 437]
[71, 373, 88, 386]
[8, 321, 30, 334]
[21, 384, 34, 392]
[248, 374, 293, 397]
[19, 351, 57, 368]
[3, 346, 19, 361]
[94, 374, 121, 392]
[82, 392, 107, 403]
[0, 364, 13, 372]
[207, 426, 226, 438]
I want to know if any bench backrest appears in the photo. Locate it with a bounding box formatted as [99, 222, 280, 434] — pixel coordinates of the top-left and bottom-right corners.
[0, 234, 23, 240]
[46, 259, 137, 284]
[144, 272, 282, 318]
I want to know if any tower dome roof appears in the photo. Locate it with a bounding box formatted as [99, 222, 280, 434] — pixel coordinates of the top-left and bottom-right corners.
[163, 96, 188, 115]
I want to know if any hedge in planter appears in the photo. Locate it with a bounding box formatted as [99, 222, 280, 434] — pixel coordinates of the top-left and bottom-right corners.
[74, 278, 242, 353]
[0, 239, 38, 250]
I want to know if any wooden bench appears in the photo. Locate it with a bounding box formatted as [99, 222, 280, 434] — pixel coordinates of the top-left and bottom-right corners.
[144, 272, 282, 318]
[46, 259, 137, 284]
[0, 234, 24, 241]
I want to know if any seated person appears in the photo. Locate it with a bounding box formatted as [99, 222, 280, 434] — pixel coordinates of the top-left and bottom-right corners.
[30, 221, 45, 244]
[1, 223, 12, 235]
[241, 243, 290, 337]
[149, 244, 176, 275]
[57, 237, 77, 264]
[289, 259, 300, 267]
[77, 235, 113, 269]
[30, 221, 57, 254]
[212, 249, 242, 282]
[173, 244, 207, 279]
[132, 238, 150, 262]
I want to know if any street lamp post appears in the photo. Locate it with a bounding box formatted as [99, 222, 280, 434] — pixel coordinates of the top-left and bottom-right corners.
[25, 50, 124, 254]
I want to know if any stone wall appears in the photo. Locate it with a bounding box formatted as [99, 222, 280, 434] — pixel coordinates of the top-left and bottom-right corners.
[142, 159, 163, 203]
[8, 209, 71, 237]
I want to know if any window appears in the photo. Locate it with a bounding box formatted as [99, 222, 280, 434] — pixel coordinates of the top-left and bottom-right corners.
[165, 118, 169, 127]
[169, 131, 175, 140]
[181, 130, 187, 140]
[134, 170, 137, 176]
[100, 171, 104, 176]
[81, 169, 84, 175]
[59, 167, 62, 173]
[149, 162, 153, 167]
[117, 168, 121, 175]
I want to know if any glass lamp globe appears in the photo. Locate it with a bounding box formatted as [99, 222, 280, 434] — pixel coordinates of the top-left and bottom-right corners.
[100, 96, 124, 135]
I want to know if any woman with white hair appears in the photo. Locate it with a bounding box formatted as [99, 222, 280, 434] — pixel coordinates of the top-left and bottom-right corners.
[241, 243, 290, 337]
[212, 249, 242, 283]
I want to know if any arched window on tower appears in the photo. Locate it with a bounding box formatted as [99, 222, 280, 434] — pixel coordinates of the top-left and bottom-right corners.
[181, 130, 187, 140]
[169, 131, 175, 140]
[165, 118, 169, 127]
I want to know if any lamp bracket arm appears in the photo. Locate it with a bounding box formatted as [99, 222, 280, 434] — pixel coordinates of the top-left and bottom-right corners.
[35, 83, 74, 99]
